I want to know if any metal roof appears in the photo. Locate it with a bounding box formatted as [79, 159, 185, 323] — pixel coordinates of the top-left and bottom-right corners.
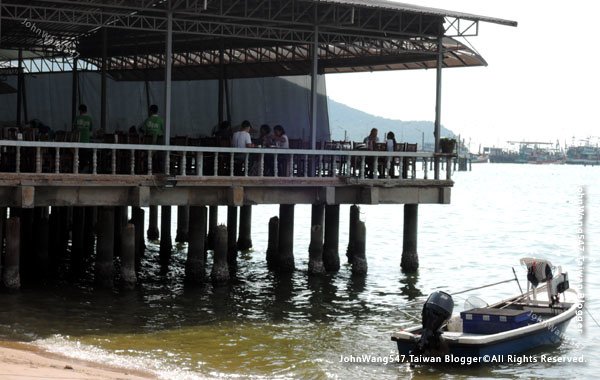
[0, 0, 516, 78]
[322, 0, 517, 27]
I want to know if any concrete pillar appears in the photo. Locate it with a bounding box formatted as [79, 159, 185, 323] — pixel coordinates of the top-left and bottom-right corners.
[19, 208, 34, 283]
[95, 207, 114, 288]
[401, 204, 419, 273]
[346, 205, 360, 264]
[308, 225, 325, 274]
[266, 216, 279, 270]
[71, 207, 85, 275]
[175, 205, 189, 243]
[186, 206, 207, 284]
[147, 205, 159, 240]
[34, 211, 49, 280]
[131, 207, 145, 268]
[58, 206, 70, 264]
[0, 208, 5, 273]
[351, 221, 368, 275]
[83, 206, 96, 260]
[120, 223, 136, 289]
[113, 206, 127, 257]
[323, 205, 340, 272]
[3, 217, 21, 290]
[159, 205, 172, 267]
[311, 204, 324, 229]
[237, 205, 253, 251]
[206, 206, 218, 250]
[210, 225, 229, 283]
[277, 204, 295, 272]
[226, 206, 238, 270]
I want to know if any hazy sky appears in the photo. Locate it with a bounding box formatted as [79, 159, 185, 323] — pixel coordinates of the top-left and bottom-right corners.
[325, 0, 599, 148]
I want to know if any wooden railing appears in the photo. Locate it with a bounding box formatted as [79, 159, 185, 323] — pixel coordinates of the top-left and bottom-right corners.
[0, 140, 454, 181]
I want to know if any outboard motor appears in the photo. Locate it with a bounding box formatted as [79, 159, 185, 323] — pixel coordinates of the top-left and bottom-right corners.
[412, 291, 454, 356]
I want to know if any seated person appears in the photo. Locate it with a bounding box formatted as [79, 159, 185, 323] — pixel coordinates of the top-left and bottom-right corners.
[273, 125, 290, 175]
[259, 124, 274, 147]
[213, 120, 233, 139]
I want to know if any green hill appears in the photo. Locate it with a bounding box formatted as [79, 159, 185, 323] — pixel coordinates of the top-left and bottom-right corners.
[327, 98, 456, 148]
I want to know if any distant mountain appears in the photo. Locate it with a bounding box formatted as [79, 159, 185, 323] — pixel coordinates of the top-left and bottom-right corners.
[327, 98, 456, 147]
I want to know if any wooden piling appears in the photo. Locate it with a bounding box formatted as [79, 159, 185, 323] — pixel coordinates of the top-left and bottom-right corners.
[401, 204, 419, 273]
[95, 207, 114, 288]
[277, 204, 295, 272]
[147, 205, 159, 240]
[237, 205, 253, 251]
[120, 223, 136, 289]
[346, 205, 360, 264]
[132, 207, 145, 268]
[159, 205, 172, 267]
[351, 221, 368, 275]
[323, 205, 340, 272]
[308, 225, 325, 274]
[175, 205, 190, 243]
[266, 216, 279, 270]
[226, 206, 238, 270]
[211, 225, 229, 283]
[186, 206, 207, 284]
[3, 217, 21, 290]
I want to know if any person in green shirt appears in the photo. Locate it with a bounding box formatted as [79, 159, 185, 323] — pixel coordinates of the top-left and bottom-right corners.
[74, 104, 93, 143]
[141, 104, 164, 144]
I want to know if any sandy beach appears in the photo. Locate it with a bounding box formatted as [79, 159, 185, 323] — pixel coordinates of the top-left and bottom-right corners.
[0, 341, 155, 380]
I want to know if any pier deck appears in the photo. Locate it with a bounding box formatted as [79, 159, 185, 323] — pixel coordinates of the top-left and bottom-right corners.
[0, 141, 453, 207]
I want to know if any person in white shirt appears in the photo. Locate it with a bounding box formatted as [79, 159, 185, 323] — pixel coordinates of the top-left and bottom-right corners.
[231, 120, 254, 148]
[273, 125, 289, 148]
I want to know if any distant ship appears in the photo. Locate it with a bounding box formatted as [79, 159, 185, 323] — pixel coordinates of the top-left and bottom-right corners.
[566, 143, 600, 166]
[488, 141, 565, 164]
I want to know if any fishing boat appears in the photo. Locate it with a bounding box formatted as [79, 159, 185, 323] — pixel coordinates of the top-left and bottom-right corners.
[391, 258, 582, 364]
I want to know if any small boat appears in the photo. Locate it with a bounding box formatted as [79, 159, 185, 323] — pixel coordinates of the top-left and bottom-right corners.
[391, 258, 582, 365]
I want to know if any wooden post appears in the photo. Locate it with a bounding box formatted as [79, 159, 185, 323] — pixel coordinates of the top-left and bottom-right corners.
[95, 207, 114, 288]
[132, 207, 145, 269]
[401, 204, 419, 273]
[206, 206, 218, 250]
[186, 206, 207, 284]
[210, 225, 229, 283]
[147, 205, 159, 240]
[227, 206, 238, 270]
[346, 205, 360, 264]
[237, 205, 253, 251]
[159, 205, 172, 267]
[323, 205, 340, 272]
[3, 217, 21, 289]
[277, 204, 295, 272]
[266, 216, 279, 270]
[120, 223, 136, 289]
[351, 221, 367, 275]
[175, 205, 190, 243]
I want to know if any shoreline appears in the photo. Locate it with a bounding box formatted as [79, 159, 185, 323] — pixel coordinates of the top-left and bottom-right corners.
[0, 340, 157, 380]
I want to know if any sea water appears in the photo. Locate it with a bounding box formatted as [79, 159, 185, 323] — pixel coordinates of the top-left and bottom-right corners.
[0, 164, 598, 379]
